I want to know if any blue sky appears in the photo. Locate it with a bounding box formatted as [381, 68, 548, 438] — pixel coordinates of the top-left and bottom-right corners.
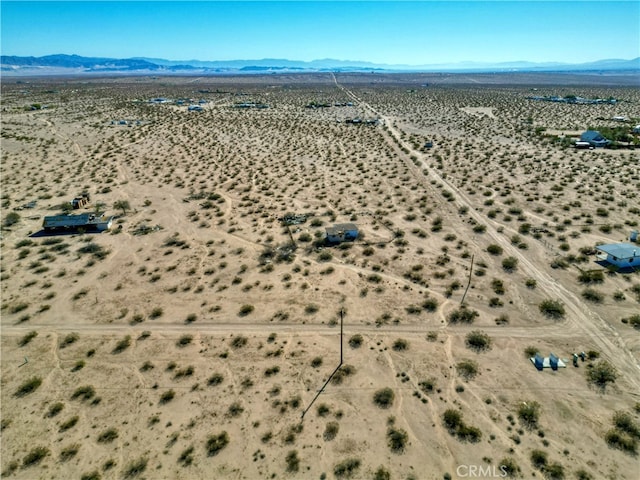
[1, 1, 638, 64]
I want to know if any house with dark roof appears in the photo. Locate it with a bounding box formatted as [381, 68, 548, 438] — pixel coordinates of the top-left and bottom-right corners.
[595, 243, 640, 269]
[325, 223, 358, 243]
[580, 130, 610, 148]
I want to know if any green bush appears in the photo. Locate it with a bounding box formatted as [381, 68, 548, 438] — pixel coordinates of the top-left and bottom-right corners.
[334, 458, 361, 478]
[348, 334, 363, 348]
[123, 457, 147, 478]
[456, 359, 479, 380]
[22, 446, 49, 468]
[15, 376, 42, 397]
[373, 388, 395, 409]
[465, 331, 492, 352]
[387, 427, 408, 453]
[539, 299, 565, 319]
[502, 256, 519, 272]
[448, 306, 479, 324]
[206, 431, 229, 456]
[586, 360, 617, 392]
[582, 288, 604, 303]
[97, 428, 119, 443]
[517, 401, 541, 429]
[285, 450, 300, 472]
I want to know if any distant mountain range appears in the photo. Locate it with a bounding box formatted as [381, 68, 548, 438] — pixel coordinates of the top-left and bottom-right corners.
[1, 54, 639, 75]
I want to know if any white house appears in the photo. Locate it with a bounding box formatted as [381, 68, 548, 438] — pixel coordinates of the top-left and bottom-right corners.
[595, 243, 640, 269]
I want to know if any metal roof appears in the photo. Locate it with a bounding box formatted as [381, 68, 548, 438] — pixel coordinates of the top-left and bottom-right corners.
[596, 243, 639, 259]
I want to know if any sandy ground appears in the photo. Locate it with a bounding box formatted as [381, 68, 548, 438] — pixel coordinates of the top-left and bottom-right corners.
[1, 73, 639, 480]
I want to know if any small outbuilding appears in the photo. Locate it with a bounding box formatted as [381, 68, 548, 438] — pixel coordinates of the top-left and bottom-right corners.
[325, 223, 358, 243]
[580, 130, 610, 148]
[595, 243, 640, 269]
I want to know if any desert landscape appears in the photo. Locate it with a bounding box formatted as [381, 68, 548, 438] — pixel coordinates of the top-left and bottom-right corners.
[1, 72, 639, 480]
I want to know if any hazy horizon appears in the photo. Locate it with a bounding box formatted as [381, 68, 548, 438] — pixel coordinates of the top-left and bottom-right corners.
[2, 1, 639, 65]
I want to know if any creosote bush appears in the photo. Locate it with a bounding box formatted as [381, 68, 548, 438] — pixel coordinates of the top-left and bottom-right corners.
[206, 431, 230, 456]
[15, 376, 42, 397]
[465, 331, 492, 352]
[586, 360, 617, 392]
[539, 299, 565, 319]
[373, 388, 395, 409]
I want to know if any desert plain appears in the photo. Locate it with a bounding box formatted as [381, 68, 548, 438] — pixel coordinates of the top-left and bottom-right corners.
[1, 72, 639, 480]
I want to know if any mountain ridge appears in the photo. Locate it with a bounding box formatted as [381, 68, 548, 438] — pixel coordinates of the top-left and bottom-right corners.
[2, 54, 639, 75]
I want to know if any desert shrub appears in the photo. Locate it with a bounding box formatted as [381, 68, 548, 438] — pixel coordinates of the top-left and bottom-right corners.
[539, 299, 565, 319]
[586, 360, 617, 392]
[392, 338, 408, 351]
[530, 449, 548, 470]
[177, 446, 194, 467]
[47, 402, 64, 417]
[97, 428, 119, 443]
[574, 469, 593, 480]
[59, 416, 79, 432]
[456, 359, 479, 380]
[387, 427, 408, 453]
[373, 466, 391, 480]
[112, 335, 131, 354]
[159, 390, 175, 405]
[318, 251, 333, 262]
[418, 378, 436, 394]
[334, 458, 361, 478]
[80, 470, 101, 480]
[185, 313, 197, 323]
[605, 429, 637, 454]
[22, 446, 49, 468]
[71, 385, 95, 401]
[18, 330, 38, 347]
[311, 356, 323, 368]
[238, 304, 254, 316]
[582, 288, 604, 303]
[373, 388, 395, 409]
[285, 450, 300, 472]
[231, 335, 248, 348]
[15, 376, 42, 397]
[348, 334, 363, 348]
[3, 211, 20, 228]
[208, 373, 224, 386]
[518, 401, 541, 429]
[227, 401, 244, 417]
[422, 297, 439, 311]
[499, 457, 521, 477]
[60, 443, 80, 462]
[149, 307, 163, 319]
[305, 303, 319, 314]
[465, 331, 492, 352]
[502, 256, 519, 272]
[317, 403, 331, 417]
[323, 421, 339, 441]
[448, 306, 479, 324]
[544, 462, 565, 480]
[60, 332, 79, 348]
[578, 270, 604, 284]
[123, 457, 147, 478]
[443, 409, 463, 431]
[206, 431, 229, 456]
[487, 244, 503, 255]
[612, 411, 640, 438]
[176, 334, 193, 347]
[457, 424, 482, 443]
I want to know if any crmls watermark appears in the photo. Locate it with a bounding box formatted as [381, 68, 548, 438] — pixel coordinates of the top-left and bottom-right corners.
[456, 464, 508, 478]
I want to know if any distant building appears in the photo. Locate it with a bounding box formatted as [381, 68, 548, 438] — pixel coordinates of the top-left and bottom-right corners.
[595, 243, 640, 269]
[71, 193, 90, 209]
[188, 105, 203, 112]
[42, 213, 113, 232]
[580, 130, 610, 148]
[325, 223, 358, 243]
